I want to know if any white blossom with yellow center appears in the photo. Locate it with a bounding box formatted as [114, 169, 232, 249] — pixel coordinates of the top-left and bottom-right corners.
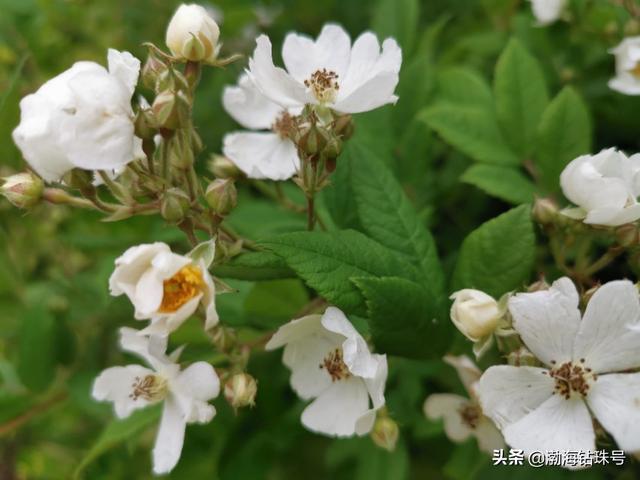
[609, 36, 640, 96]
[109, 242, 218, 336]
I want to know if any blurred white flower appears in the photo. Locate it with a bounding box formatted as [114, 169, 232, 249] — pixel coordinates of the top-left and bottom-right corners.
[528, 0, 566, 26]
[609, 36, 640, 95]
[109, 242, 218, 335]
[93, 327, 220, 475]
[266, 306, 387, 437]
[12, 49, 142, 183]
[247, 24, 401, 114]
[222, 74, 300, 180]
[424, 355, 504, 454]
[560, 148, 640, 226]
[477, 278, 640, 462]
[450, 289, 502, 343]
[166, 3, 220, 62]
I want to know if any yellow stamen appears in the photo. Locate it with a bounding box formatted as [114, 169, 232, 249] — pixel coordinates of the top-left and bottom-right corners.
[158, 264, 205, 313]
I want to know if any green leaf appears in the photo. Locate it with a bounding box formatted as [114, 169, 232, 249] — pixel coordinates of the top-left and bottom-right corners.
[461, 164, 536, 204]
[348, 140, 445, 293]
[260, 230, 418, 316]
[371, 0, 419, 54]
[212, 251, 295, 281]
[393, 55, 436, 127]
[322, 141, 363, 231]
[435, 67, 493, 108]
[244, 279, 309, 329]
[494, 38, 549, 157]
[452, 205, 535, 298]
[354, 277, 451, 359]
[74, 406, 161, 478]
[18, 303, 56, 392]
[535, 87, 592, 194]
[421, 105, 519, 166]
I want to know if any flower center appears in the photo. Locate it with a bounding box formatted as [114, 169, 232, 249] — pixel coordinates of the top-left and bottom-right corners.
[458, 403, 481, 430]
[272, 111, 296, 139]
[319, 347, 351, 381]
[304, 68, 339, 103]
[158, 264, 205, 313]
[629, 62, 640, 78]
[548, 360, 597, 399]
[129, 374, 168, 402]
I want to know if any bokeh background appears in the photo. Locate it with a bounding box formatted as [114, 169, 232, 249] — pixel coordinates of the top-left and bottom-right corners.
[2, 0, 640, 478]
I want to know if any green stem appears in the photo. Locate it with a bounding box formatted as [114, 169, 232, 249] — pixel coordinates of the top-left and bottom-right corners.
[584, 247, 624, 277]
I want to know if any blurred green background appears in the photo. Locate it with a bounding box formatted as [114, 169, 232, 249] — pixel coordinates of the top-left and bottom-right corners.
[2, 0, 640, 478]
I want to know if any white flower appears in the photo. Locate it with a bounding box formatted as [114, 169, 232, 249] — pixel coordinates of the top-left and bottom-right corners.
[424, 355, 504, 455]
[450, 289, 502, 342]
[12, 49, 142, 183]
[93, 328, 220, 475]
[266, 306, 387, 437]
[560, 148, 640, 227]
[609, 37, 640, 95]
[247, 24, 402, 114]
[166, 4, 220, 62]
[222, 74, 300, 180]
[528, 0, 566, 26]
[477, 277, 640, 462]
[109, 242, 218, 335]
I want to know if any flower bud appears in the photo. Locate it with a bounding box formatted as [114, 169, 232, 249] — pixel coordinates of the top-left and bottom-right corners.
[160, 188, 190, 222]
[450, 289, 502, 342]
[152, 90, 190, 130]
[205, 179, 237, 216]
[0, 172, 44, 209]
[208, 155, 241, 179]
[167, 128, 195, 169]
[333, 113, 354, 140]
[224, 373, 257, 409]
[63, 169, 95, 196]
[134, 107, 157, 140]
[209, 325, 237, 351]
[370, 416, 399, 452]
[323, 136, 343, 160]
[532, 198, 558, 225]
[298, 124, 328, 157]
[141, 50, 169, 91]
[165, 4, 220, 63]
[616, 224, 640, 248]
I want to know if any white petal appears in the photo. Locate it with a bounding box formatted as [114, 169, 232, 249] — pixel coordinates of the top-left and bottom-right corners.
[152, 397, 186, 475]
[142, 294, 202, 336]
[424, 394, 474, 443]
[474, 417, 506, 455]
[573, 280, 640, 373]
[355, 353, 388, 435]
[109, 243, 170, 299]
[281, 24, 352, 83]
[529, 0, 566, 25]
[609, 76, 640, 96]
[586, 373, 640, 452]
[301, 377, 370, 437]
[222, 131, 299, 181]
[508, 277, 580, 366]
[503, 394, 595, 457]
[444, 355, 482, 396]
[222, 74, 283, 130]
[171, 362, 219, 424]
[119, 327, 171, 371]
[321, 306, 378, 378]
[107, 49, 140, 96]
[92, 365, 156, 418]
[247, 35, 312, 108]
[583, 204, 640, 226]
[265, 314, 324, 350]
[201, 265, 219, 330]
[477, 365, 554, 429]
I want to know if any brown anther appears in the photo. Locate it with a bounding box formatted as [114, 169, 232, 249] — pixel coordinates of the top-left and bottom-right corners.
[304, 68, 340, 103]
[129, 374, 167, 401]
[272, 111, 296, 139]
[458, 403, 481, 430]
[319, 348, 351, 382]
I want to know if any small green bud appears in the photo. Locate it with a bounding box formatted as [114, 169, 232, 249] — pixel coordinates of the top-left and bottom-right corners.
[323, 136, 343, 160]
[370, 416, 399, 452]
[532, 198, 558, 225]
[205, 179, 237, 216]
[0, 171, 44, 209]
[134, 107, 157, 140]
[152, 90, 190, 130]
[208, 155, 241, 179]
[333, 113, 354, 140]
[160, 188, 190, 222]
[298, 124, 328, 156]
[141, 50, 169, 91]
[209, 325, 237, 352]
[63, 169, 95, 196]
[224, 373, 257, 410]
[167, 129, 195, 169]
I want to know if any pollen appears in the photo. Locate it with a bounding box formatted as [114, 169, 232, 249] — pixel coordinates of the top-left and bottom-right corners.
[158, 264, 205, 313]
[304, 68, 339, 103]
[549, 360, 597, 400]
[272, 111, 296, 139]
[630, 62, 640, 78]
[458, 403, 481, 430]
[319, 348, 351, 381]
[129, 374, 168, 402]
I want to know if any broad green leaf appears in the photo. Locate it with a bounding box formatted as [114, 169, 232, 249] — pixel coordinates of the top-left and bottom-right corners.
[354, 276, 451, 359]
[212, 251, 295, 280]
[452, 205, 535, 298]
[260, 230, 418, 316]
[322, 141, 363, 230]
[18, 303, 56, 392]
[461, 164, 536, 204]
[435, 67, 493, 108]
[393, 55, 436, 127]
[494, 38, 549, 157]
[535, 87, 592, 194]
[348, 140, 445, 293]
[371, 0, 419, 54]
[244, 279, 309, 329]
[421, 105, 519, 166]
[74, 406, 161, 478]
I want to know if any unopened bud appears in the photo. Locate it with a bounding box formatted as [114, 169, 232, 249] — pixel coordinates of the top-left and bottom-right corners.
[209, 325, 237, 352]
[160, 188, 190, 222]
[323, 136, 343, 160]
[532, 198, 558, 225]
[450, 289, 502, 342]
[370, 416, 399, 452]
[134, 107, 157, 140]
[152, 90, 190, 130]
[224, 373, 257, 409]
[0, 172, 44, 209]
[209, 155, 241, 179]
[527, 278, 550, 292]
[167, 129, 195, 169]
[507, 347, 538, 367]
[333, 114, 354, 140]
[205, 179, 237, 215]
[141, 50, 169, 91]
[165, 4, 220, 62]
[616, 224, 639, 248]
[298, 124, 328, 156]
[63, 169, 95, 196]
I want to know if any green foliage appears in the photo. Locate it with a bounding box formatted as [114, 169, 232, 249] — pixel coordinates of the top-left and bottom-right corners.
[461, 164, 536, 204]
